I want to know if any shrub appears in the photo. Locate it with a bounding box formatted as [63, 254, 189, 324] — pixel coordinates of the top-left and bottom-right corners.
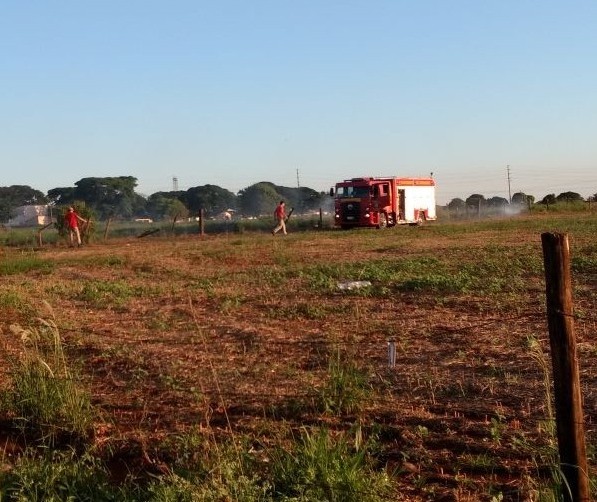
[3, 314, 93, 446]
[0, 449, 130, 501]
[147, 437, 272, 502]
[316, 349, 371, 416]
[270, 427, 391, 502]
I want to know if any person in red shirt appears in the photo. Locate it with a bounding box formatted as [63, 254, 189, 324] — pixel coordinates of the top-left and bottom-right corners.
[64, 207, 87, 247]
[272, 200, 287, 235]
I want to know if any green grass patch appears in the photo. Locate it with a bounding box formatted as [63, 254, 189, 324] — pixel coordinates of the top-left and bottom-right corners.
[267, 302, 348, 320]
[316, 350, 371, 416]
[0, 449, 131, 501]
[2, 319, 93, 446]
[0, 254, 54, 275]
[78, 279, 158, 308]
[572, 254, 597, 274]
[76, 254, 129, 268]
[0, 290, 31, 312]
[397, 271, 473, 293]
[271, 427, 391, 502]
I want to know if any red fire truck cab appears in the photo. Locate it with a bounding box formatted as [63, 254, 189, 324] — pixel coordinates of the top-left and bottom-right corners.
[330, 177, 437, 229]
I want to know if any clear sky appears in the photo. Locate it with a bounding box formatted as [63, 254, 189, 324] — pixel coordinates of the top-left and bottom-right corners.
[2, 0, 596, 204]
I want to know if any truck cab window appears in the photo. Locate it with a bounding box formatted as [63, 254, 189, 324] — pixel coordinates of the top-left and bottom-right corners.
[337, 186, 370, 198]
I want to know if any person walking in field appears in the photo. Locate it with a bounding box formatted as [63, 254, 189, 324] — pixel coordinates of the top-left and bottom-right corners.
[65, 206, 87, 247]
[272, 200, 287, 235]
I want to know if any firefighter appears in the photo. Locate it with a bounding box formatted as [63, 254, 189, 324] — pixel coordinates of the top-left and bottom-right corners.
[272, 200, 287, 236]
[65, 207, 88, 247]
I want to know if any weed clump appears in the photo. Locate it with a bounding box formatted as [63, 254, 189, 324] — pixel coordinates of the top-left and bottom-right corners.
[2, 314, 93, 446]
[316, 349, 371, 416]
[270, 427, 391, 502]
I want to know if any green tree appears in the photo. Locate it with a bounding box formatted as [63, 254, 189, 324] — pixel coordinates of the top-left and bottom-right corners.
[487, 196, 509, 208]
[555, 191, 583, 202]
[446, 197, 466, 213]
[47, 187, 76, 206]
[148, 191, 187, 207]
[298, 187, 326, 213]
[238, 182, 281, 217]
[465, 194, 486, 209]
[186, 185, 237, 217]
[275, 185, 325, 213]
[73, 177, 140, 219]
[130, 193, 149, 217]
[540, 193, 556, 205]
[166, 199, 189, 220]
[146, 195, 189, 221]
[511, 192, 528, 205]
[447, 198, 465, 211]
[0, 185, 48, 222]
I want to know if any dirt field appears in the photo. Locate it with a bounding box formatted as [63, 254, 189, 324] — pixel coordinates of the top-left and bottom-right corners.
[1, 213, 596, 500]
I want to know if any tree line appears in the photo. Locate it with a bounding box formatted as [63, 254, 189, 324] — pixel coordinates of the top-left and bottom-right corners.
[2, 180, 594, 224]
[0, 177, 329, 223]
[445, 191, 596, 212]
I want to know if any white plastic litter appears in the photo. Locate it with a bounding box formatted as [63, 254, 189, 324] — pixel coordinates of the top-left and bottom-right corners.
[337, 280, 372, 291]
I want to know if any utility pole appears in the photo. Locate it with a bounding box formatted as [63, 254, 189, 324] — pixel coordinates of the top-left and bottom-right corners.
[296, 168, 301, 214]
[506, 165, 512, 203]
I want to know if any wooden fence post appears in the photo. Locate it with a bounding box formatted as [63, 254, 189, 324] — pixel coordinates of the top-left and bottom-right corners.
[103, 217, 112, 241]
[199, 209, 205, 237]
[541, 232, 589, 502]
[37, 222, 54, 247]
[171, 213, 180, 233]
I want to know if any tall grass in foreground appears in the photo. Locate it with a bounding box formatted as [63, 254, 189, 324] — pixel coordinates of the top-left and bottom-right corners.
[2, 313, 93, 445]
[0, 449, 130, 501]
[0, 428, 392, 501]
[316, 349, 371, 416]
[270, 427, 391, 502]
[0, 253, 54, 275]
[146, 437, 272, 502]
[524, 335, 567, 501]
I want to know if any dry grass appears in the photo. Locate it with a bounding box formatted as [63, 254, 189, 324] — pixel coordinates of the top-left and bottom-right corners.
[1, 213, 596, 500]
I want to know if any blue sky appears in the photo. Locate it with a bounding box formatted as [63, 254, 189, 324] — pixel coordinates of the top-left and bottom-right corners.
[2, 0, 596, 204]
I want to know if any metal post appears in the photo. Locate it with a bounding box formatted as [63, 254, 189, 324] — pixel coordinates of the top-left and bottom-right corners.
[387, 340, 396, 368]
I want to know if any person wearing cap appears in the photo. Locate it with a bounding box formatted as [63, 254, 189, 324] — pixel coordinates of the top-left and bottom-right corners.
[64, 207, 87, 247]
[272, 200, 287, 236]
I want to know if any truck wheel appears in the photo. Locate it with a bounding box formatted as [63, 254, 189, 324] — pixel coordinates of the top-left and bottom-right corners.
[377, 213, 387, 229]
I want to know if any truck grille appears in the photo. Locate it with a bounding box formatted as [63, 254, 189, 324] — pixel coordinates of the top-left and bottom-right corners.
[341, 201, 360, 223]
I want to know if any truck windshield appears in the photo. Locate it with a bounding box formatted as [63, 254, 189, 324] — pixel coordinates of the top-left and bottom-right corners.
[336, 186, 371, 198]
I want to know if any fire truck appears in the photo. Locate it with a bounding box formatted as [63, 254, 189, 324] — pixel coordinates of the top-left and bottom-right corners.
[330, 176, 437, 229]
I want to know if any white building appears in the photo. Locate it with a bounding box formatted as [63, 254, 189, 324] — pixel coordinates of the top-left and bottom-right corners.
[8, 205, 52, 227]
